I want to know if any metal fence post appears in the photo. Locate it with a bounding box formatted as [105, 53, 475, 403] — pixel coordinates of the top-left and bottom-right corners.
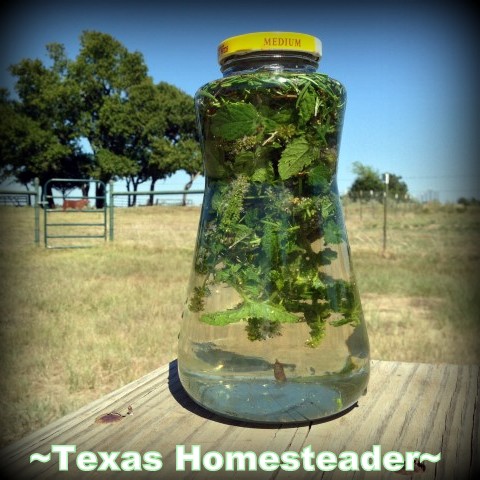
[109, 180, 114, 241]
[383, 173, 389, 254]
[34, 177, 40, 245]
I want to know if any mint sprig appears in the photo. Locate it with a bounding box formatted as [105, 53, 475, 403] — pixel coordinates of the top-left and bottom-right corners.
[192, 72, 360, 346]
[278, 137, 315, 180]
[210, 102, 259, 140]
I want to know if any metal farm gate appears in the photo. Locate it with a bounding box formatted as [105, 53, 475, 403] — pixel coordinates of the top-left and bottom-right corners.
[44, 179, 107, 249]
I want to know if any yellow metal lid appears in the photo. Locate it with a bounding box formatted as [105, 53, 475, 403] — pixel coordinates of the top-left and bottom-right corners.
[218, 31, 322, 64]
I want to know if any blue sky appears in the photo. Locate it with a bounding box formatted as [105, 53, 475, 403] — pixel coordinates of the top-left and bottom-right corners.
[1, 0, 478, 202]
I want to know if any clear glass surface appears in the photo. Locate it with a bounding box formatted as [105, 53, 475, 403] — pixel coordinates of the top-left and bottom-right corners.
[178, 64, 370, 423]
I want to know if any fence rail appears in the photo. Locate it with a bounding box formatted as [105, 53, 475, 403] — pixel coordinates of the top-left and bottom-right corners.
[108, 183, 204, 241]
[43, 178, 108, 249]
[0, 193, 30, 206]
[3, 178, 447, 248]
[0, 178, 41, 244]
[0, 178, 206, 246]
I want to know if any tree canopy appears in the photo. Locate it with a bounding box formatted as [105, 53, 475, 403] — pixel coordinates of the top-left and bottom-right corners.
[0, 31, 202, 207]
[348, 161, 409, 201]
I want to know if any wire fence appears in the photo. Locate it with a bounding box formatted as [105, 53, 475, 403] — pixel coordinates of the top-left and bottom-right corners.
[0, 179, 473, 249]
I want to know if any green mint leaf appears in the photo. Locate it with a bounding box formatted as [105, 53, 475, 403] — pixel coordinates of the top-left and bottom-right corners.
[246, 318, 282, 341]
[233, 151, 255, 176]
[210, 102, 259, 140]
[258, 105, 294, 130]
[296, 85, 317, 124]
[200, 300, 299, 326]
[188, 286, 211, 312]
[195, 72, 354, 346]
[212, 175, 249, 233]
[251, 164, 274, 182]
[203, 140, 228, 178]
[330, 295, 362, 327]
[320, 196, 335, 220]
[323, 219, 344, 244]
[278, 137, 314, 180]
[306, 319, 326, 348]
[307, 164, 331, 189]
[251, 147, 276, 182]
[319, 248, 338, 266]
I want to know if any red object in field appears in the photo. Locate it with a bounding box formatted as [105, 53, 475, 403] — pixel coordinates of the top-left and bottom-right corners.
[62, 198, 89, 210]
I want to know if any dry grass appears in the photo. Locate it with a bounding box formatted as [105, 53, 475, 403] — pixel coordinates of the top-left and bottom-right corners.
[0, 202, 479, 447]
[345, 202, 480, 365]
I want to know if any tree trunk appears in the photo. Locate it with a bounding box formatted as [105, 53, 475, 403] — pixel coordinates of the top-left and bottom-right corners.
[81, 182, 90, 199]
[125, 178, 132, 207]
[182, 172, 200, 206]
[96, 182, 105, 209]
[148, 178, 157, 206]
[45, 181, 55, 209]
[131, 185, 138, 207]
[131, 180, 139, 207]
[25, 183, 32, 207]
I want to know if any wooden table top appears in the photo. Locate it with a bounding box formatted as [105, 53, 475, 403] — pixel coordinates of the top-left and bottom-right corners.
[1, 359, 478, 479]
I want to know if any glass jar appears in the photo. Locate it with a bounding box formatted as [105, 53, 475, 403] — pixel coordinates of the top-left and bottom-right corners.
[178, 32, 370, 423]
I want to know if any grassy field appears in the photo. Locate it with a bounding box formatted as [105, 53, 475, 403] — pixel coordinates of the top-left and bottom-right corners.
[0, 202, 479, 447]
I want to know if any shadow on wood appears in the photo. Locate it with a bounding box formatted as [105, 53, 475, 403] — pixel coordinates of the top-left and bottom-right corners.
[167, 359, 357, 430]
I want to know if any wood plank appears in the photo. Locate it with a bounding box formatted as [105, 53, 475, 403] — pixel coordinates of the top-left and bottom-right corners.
[0, 360, 477, 479]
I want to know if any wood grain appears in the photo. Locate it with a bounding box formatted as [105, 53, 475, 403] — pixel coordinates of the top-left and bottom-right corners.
[1, 360, 478, 479]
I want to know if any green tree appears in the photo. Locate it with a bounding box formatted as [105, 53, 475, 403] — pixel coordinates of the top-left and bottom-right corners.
[70, 31, 151, 206]
[348, 162, 384, 201]
[115, 81, 201, 206]
[95, 79, 169, 206]
[1, 31, 201, 208]
[386, 173, 409, 200]
[0, 46, 91, 207]
[457, 197, 480, 206]
[175, 137, 203, 205]
[348, 162, 409, 202]
[154, 82, 202, 205]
